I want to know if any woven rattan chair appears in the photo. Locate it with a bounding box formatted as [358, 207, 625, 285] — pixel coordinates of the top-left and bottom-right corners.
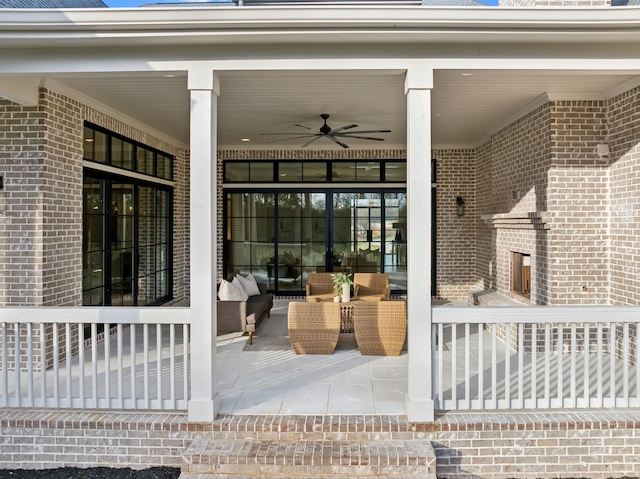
[305, 273, 338, 302]
[288, 301, 341, 354]
[353, 273, 390, 301]
[352, 301, 406, 356]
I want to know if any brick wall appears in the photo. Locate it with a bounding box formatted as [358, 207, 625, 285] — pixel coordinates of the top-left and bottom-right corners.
[476, 104, 551, 305]
[547, 100, 609, 305]
[608, 86, 640, 306]
[0, 98, 45, 307]
[433, 149, 480, 300]
[40, 90, 84, 307]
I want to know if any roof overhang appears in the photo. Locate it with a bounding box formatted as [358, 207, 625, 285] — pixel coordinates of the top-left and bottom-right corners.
[1, 6, 640, 47]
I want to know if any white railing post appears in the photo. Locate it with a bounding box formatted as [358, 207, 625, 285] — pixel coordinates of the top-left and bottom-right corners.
[405, 64, 435, 422]
[187, 67, 220, 422]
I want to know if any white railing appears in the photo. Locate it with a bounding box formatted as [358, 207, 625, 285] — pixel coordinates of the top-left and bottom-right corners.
[432, 306, 640, 411]
[0, 307, 190, 411]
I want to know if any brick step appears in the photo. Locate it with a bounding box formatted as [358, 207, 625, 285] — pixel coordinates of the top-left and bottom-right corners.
[180, 438, 436, 477]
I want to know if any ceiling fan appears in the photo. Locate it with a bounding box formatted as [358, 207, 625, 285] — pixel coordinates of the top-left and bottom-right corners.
[260, 113, 391, 149]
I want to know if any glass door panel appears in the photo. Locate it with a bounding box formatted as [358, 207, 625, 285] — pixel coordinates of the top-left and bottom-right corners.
[384, 192, 407, 291]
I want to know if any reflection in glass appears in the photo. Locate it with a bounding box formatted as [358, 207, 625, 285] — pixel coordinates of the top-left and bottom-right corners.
[279, 162, 303, 181]
[385, 161, 407, 182]
[225, 162, 250, 182]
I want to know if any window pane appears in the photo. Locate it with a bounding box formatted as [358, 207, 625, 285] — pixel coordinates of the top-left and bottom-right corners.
[279, 162, 302, 182]
[357, 161, 381, 181]
[94, 131, 108, 164]
[225, 162, 249, 182]
[122, 142, 134, 170]
[385, 161, 406, 182]
[83, 127, 95, 160]
[163, 155, 173, 180]
[250, 162, 273, 182]
[111, 137, 123, 168]
[303, 162, 327, 181]
[332, 162, 356, 181]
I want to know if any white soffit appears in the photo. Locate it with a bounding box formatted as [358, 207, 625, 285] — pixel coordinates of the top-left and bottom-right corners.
[52, 69, 639, 149]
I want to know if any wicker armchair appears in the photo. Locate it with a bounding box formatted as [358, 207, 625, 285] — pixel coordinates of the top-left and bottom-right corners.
[305, 273, 338, 302]
[352, 301, 406, 356]
[288, 301, 341, 354]
[353, 273, 390, 301]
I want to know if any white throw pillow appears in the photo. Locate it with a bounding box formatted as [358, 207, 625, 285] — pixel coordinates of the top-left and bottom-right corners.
[231, 276, 250, 301]
[236, 273, 261, 297]
[218, 279, 243, 301]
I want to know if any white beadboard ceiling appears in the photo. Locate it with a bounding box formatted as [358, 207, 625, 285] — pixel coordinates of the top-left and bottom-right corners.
[56, 69, 637, 149]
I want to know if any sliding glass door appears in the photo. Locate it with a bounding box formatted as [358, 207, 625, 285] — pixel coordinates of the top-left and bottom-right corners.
[224, 189, 408, 295]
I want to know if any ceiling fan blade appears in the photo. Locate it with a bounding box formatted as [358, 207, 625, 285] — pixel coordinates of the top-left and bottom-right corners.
[265, 134, 320, 144]
[340, 129, 391, 134]
[301, 136, 322, 148]
[334, 134, 386, 141]
[260, 132, 318, 136]
[294, 124, 312, 130]
[325, 135, 349, 149]
[331, 124, 358, 133]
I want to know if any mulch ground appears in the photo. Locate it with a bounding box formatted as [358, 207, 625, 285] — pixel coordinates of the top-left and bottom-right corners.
[0, 467, 180, 479]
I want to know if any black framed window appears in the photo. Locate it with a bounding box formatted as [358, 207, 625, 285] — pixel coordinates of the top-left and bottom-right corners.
[83, 123, 174, 181]
[223, 160, 405, 184]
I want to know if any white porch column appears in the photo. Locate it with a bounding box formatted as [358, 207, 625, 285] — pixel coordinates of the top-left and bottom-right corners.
[405, 66, 435, 422]
[187, 68, 220, 422]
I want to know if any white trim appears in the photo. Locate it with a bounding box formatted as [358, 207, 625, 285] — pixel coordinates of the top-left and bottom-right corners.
[0, 307, 190, 325]
[432, 306, 640, 324]
[83, 160, 175, 187]
[44, 79, 188, 150]
[486, 93, 550, 138]
[605, 75, 640, 100]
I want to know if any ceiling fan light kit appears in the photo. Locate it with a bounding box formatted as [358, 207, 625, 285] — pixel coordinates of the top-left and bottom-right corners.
[260, 113, 391, 149]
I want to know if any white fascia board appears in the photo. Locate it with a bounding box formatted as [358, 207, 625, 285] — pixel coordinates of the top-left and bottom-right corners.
[1, 7, 640, 47]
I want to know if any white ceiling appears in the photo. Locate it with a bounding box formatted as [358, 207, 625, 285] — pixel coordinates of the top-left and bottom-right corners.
[56, 69, 639, 150]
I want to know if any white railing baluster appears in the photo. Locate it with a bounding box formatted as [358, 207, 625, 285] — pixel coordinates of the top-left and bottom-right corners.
[597, 322, 603, 407]
[544, 323, 550, 408]
[518, 323, 524, 409]
[2, 322, 8, 407]
[65, 323, 72, 406]
[92, 323, 98, 408]
[156, 324, 162, 408]
[491, 324, 497, 410]
[570, 323, 576, 408]
[437, 323, 443, 407]
[505, 324, 511, 408]
[144, 323, 149, 408]
[27, 323, 33, 407]
[583, 323, 590, 407]
[103, 323, 110, 408]
[623, 323, 629, 407]
[452, 323, 457, 408]
[183, 324, 189, 404]
[14, 323, 21, 407]
[170, 324, 176, 409]
[53, 323, 60, 407]
[464, 323, 470, 409]
[117, 324, 124, 409]
[40, 323, 46, 407]
[557, 323, 564, 407]
[78, 324, 85, 408]
[610, 323, 616, 407]
[130, 324, 137, 409]
[478, 322, 484, 409]
[531, 323, 537, 408]
[637, 324, 640, 407]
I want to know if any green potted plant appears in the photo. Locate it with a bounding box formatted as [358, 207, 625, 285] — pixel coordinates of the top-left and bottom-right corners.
[331, 272, 353, 303]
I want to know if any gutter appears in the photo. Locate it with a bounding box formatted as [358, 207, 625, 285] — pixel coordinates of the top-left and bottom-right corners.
[0, 6, 640, 45]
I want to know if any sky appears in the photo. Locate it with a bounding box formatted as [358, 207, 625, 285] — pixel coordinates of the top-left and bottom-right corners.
[105, 0, 499, 7]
